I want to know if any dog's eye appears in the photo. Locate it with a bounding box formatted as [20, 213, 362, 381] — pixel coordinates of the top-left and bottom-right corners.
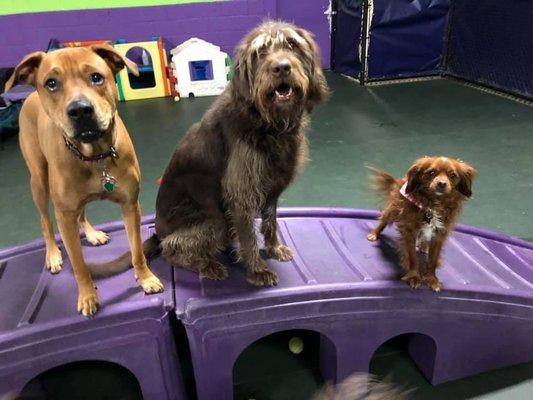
[427, 170, 436, 177]
[287, 38, 297, 48]
[90, 73, 105, 86]
[449, 172, 457, 179]
[45, 78, 58, 92]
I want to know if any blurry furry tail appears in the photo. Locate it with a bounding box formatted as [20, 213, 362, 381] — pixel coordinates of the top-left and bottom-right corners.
[88, 234, 161, 279]
[313, 373, 410, 400]
[366, 165, 398, 201]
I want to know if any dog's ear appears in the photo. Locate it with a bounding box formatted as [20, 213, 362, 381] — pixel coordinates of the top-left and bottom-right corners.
[231, 40, 254, 101]
[5, 52, 45, 92]
[91, 44, 139, 77]
[406, 163, 423, 194]
[296, 28, 329, 112]
[457, 162, 476, 198]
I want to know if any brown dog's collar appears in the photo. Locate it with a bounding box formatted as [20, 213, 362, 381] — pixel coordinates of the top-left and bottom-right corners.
[63, 136, 119, 162]
[400, 182, 433, 223]
[399, 182, 423, 209]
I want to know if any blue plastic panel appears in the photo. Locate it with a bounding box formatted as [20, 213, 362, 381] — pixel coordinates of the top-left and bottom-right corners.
[367, 0, 450, 80]
[444, 0, 533, 100]
[332, 0, 363, 78]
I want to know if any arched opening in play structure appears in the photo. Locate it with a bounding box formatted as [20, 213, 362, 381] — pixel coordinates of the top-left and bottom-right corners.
[369, 333, 437, 385]
[19, 360, 143, 399]
[125, 46, 156, 89]
[232, 329, 336, 399]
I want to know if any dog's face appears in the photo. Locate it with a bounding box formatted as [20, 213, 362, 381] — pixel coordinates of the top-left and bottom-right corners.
[232, 21, 329, 126]
[6, 45, 138, 143]
[406, 156, 476, 198]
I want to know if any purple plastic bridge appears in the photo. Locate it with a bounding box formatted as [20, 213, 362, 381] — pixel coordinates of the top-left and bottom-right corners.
[0, 208, 532, 400]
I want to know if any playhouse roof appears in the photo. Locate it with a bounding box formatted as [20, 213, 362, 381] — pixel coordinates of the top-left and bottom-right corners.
[170, 38, 226, 57]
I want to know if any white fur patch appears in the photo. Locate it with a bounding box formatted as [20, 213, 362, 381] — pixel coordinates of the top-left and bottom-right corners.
[418, 211, 444, 244]
[251, 33, 268, 50]
[251, 28, 306, 52]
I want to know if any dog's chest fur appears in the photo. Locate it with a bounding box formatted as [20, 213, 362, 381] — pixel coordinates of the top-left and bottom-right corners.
[223, 128, 306, 209]
[418, 211, 444, 243]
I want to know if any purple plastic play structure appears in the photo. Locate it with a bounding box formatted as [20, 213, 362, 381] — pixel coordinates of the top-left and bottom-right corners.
[0, 208, 532, 399]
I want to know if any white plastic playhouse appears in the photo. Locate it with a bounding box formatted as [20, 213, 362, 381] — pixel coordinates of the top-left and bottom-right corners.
[170, 38, 232, 98]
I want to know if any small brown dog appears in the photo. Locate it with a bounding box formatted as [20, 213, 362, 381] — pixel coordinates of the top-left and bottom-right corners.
[7, 45, 163, 316]
[94, 21, 329, 286]
[367, 156, 476, 291]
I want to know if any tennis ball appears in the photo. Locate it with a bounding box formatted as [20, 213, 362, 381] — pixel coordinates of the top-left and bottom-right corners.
[288, 337, 304, 354]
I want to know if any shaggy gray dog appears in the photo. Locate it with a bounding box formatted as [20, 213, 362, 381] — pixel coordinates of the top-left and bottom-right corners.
[94, 20, 329, 286]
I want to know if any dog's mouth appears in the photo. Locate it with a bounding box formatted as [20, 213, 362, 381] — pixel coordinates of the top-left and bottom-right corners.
[432, 186, 449, 196]
[75, 130, 103, 143]
[273, 83, 293, 103]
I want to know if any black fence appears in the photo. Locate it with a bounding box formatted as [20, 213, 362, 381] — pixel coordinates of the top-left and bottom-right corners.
[332, 0, 533, 101]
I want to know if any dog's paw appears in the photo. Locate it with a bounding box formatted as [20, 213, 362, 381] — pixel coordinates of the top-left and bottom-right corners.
[138, 274, 164, 293]
[423, 274, 443, 292]
[77, 288, 99, 317]
[366, 232, 379, 242]
[85, 230, 110, 246]
[401, 272, 422, 289]
[247, 268, 279, 287]
[46, 248, 63, 274]
[267, 244, 293, 262]
[200, 262, 229, 280]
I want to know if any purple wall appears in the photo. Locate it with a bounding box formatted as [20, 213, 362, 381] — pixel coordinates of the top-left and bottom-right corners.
[0, 0, 331, 69]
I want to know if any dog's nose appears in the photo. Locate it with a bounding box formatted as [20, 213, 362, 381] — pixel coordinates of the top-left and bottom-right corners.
[272, 59, 292, 77]
[67, 100, 94, 120]
[437, 181, 447, 189]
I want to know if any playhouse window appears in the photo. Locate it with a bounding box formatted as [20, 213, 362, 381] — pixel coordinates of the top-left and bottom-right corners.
[125, 46, 156, 89]
[189, 60, 214, 81]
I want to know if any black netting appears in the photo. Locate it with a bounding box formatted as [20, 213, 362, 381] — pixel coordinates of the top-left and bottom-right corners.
[444, 0, 533, 100]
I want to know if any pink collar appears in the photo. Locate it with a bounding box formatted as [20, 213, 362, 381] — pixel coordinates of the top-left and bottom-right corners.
[399, 182, 423, 209]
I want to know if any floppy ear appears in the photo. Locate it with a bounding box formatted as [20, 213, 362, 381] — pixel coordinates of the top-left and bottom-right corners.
[296, 28, 329, 112]
[5, 51, 45, 92]
[231, 40, 254, 101]
[405, 163, 422, 194]
[457, 163, 476, 198]
[90, 44, 139, 77]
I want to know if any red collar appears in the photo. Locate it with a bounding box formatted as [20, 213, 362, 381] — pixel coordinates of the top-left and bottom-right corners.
[400, 182, 434, 223]
[399, 182, 423, 209]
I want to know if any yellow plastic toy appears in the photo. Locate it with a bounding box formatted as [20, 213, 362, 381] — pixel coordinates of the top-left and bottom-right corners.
[113, 37, 171, 101]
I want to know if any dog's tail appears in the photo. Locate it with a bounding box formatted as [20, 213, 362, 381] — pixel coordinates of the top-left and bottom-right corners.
[366, 165, 398, 201]
[312, 373, 410, 400]
[88, 234, 161, 279]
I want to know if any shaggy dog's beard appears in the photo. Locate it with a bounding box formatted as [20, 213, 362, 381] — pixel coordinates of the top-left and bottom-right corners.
[253, 71, 308, 132]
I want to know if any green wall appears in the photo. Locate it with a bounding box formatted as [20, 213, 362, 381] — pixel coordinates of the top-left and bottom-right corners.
[0, 0, 216, 16]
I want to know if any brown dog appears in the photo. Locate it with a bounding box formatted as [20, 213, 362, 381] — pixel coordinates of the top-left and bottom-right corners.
[95, 21, 329, 286]
[367, 157, 476, 291]
[154, 21, 328, 286]
[6, 45, 163, 316]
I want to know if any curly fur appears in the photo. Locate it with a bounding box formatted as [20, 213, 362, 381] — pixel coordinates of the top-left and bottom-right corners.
[93, 21, 328, 284]
[313, 374, 409, 400]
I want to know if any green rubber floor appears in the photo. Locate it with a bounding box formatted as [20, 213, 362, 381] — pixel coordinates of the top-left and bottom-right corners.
[1, 73, 532, 399]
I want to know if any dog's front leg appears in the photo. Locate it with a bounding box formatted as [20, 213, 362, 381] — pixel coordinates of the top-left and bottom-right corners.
[261, 198, 293, 261]
[232, 206, 279, 286]
[399, 230, 422, 289]
[121, 201, 164, 294]
[55, 209, 99, 316]
[424, 237, 444, 292]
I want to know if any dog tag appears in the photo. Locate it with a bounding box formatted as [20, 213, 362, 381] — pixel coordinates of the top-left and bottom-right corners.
[424, 209, 433, 224]
[102, 172, 117, 193]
